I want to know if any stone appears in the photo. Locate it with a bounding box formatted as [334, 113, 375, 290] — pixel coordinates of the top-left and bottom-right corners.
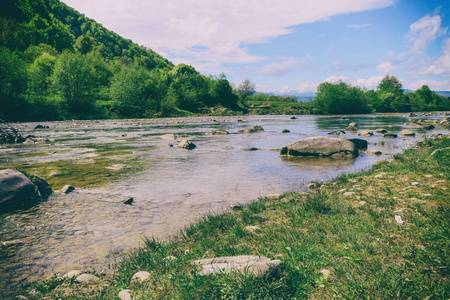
[411, 182, 419, 186]
[230, 205, 242, 211]
[344, 192, 355, 196]
[367, 150, 382, 156]
[401, 129, 415, 137]
[244, 225, 260, 232]
[347, 138, 368, 150]
[346, 122, 358, 131]
[384, 133, 397, 138]
[64, 270, 82, 279]
[0, 169, 41, 213]
[358, 130, 373, 137]
[30, 175, 52, 198]
[375, 128, 387, 133]
[423, 125, 435, 130]
[75, 274, 100, 283]
[131, 271, 151, 282]
[205, 129, 228, 135]
[178, 140, 196, 150]
[123, 198, 133, 205]
[395, 215, 404, 225]
[238, 126, 264, 134]
[328, 130, 345, 136]
[118, 289, 133, 300]
[281, 129, 290, 133]
[320, 269, 331, 278]
[243, 147, 259, 151]
[192, 255, 282, 277]
[280, 137, 358, 158]
[290, 116, 297, 119]
[160, 134, 178, 140]
[34, 124, 49, 129]
[61, 185, 75, 194]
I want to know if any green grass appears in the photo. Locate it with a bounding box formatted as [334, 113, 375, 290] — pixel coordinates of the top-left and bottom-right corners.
[24, 135, 450, 299]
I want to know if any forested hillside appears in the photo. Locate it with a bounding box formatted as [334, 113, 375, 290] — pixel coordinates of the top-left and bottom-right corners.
[0, 0, 242, 121]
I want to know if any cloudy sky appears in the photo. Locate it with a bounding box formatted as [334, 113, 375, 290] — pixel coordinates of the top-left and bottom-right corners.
[62, 0, 450, 92]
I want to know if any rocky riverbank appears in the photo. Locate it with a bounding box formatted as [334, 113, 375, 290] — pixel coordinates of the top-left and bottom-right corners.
[14, 133, 449, 299]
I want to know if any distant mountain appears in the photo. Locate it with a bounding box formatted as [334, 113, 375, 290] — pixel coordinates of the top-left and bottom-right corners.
[435, 91, 450, 98]
[262, 90, 316, 102]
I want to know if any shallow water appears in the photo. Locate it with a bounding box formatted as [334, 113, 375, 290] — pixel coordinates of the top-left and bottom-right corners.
[0, 114, 447, 295]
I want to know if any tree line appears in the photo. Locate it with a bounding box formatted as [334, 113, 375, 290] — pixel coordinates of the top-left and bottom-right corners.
[313, 76, 450, 114]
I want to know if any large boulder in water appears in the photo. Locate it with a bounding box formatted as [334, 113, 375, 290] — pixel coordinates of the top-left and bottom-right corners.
[280, 137, 359, 158]
[0, 169, 41, 213]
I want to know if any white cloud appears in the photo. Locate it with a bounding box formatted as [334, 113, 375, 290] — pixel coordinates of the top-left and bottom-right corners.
[260, 59, 304, 76]
[419, 38, 450, 76]
[346, 23, 372, 29]
[322, 75, 384, 89]
[295, 81, 319, 92]
[62, 0, 395, 72]
[408, 14, 448, 54]
[377, 61, 397, 74]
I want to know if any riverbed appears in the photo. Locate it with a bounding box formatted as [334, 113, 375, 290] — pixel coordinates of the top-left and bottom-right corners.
[0, 114, 447, 295]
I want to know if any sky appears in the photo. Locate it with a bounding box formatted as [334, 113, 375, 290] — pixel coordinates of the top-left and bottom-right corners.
[62, 0, 450, 93]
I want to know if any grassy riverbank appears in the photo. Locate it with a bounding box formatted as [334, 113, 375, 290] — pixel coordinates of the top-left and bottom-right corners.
[26, 134, 449, 299]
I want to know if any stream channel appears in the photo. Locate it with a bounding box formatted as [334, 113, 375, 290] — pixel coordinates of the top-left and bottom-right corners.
[0, 114, 447, 295]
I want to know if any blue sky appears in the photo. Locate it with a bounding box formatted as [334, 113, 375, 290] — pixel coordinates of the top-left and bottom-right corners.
[63, 0, 450, 92]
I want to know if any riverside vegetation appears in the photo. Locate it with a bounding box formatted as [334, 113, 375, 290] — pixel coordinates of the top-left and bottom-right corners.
[20, 134, 449, 299]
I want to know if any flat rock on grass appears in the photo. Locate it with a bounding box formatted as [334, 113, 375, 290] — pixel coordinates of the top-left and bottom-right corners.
[192, 255, 281, 277]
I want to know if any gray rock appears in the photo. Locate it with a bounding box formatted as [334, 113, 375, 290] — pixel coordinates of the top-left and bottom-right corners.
[118, 290, 133, 300]
[423, 125, 435, 130]
[61, 185, 75, 194]
[30, 175, 52, 198]
[192, 255, 282, 277]
[358, 130, 373, 137]
[328, 130, 345, 136]
[345, 122, 358, 131]
[178, 140, 196, 150]
[384, 133, 397, 138]
[367, 150, 382, 155]
[401, 129, 415, 137]
[205, 129, 229, 135]
[280, 137, 358, 158]
[131, 271, 151, 282]
[347, 138, 368, 150]
[243, 147, 258, 151]
[375, 128, 387, 133]
[64, 270, 82, 279]
[281, 129, 290, 133]
[0, 169, 41, 213]
[160, 134, 178, 140]
[75, 273, 100, 283]
[238, 126, 264, 134]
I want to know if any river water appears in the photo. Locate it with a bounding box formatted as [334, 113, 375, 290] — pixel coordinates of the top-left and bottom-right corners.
[0, 114, 447, 295]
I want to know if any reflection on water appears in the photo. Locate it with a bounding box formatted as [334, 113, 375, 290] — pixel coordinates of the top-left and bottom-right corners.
[0, 114, 447, 296]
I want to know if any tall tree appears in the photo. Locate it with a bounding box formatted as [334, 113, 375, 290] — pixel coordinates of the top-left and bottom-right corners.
[236, 79, 255, 102]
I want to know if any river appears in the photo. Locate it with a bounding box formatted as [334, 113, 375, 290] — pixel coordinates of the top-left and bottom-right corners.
[0, 114, 447, 296]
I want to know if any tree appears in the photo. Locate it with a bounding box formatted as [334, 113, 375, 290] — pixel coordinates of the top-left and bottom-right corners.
[314, 81, 370, 114]
[375, 75, 405, 112]
[110, 64, 155, 117]
[236, 79, 255, 102]
[27, 53, 56, 96]
[52, 50, 109, 116]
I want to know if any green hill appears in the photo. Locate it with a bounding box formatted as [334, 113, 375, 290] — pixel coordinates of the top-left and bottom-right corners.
[0, 0, 242, 121]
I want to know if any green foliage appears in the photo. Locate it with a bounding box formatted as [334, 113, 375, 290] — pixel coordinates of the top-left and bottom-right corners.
[235, 78, 256, 102]
[314, 81, 370, 114]
[51, 51, 110, 116]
